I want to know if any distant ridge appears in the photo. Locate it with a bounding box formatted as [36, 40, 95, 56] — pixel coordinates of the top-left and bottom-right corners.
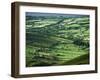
[26, 12, 89, 18]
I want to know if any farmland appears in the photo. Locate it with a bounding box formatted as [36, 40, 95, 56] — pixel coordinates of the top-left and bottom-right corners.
[26, 12, 90, 67]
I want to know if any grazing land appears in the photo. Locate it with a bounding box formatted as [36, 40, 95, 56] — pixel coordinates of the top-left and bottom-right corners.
[26, 12, 90, 67]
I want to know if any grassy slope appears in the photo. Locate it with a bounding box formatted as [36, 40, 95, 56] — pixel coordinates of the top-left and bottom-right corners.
[26, 17, 89, 67]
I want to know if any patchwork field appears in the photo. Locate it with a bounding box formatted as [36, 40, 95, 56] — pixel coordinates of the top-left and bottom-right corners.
[26, 13, 89, 67]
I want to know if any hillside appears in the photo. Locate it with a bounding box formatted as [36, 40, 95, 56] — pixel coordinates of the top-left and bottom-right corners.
[26, 14, 89, 67]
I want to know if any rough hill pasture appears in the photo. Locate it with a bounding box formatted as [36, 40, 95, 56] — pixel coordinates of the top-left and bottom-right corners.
[26, 12, 90, 67]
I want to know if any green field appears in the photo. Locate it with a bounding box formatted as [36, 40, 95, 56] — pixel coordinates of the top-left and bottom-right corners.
[26, 13, 90, 67]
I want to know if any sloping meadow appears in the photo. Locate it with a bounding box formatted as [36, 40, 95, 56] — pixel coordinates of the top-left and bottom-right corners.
[26, 13, 89, 67]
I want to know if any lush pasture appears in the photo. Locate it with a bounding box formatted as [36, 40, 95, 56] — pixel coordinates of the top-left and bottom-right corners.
[26, 14, 89, 67]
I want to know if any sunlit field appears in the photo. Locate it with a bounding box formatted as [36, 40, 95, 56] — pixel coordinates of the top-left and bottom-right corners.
[26, 12, 90, 67]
